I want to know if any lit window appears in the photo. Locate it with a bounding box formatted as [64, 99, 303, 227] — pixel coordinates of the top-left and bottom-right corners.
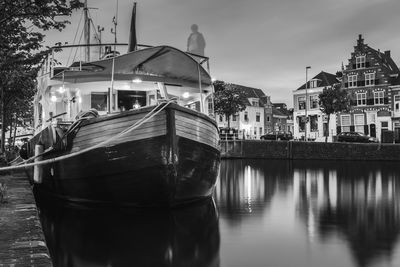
[356, 55, 366, 69]
[298, 96, 306, 110]
[354, 114, 364, 133]
[341, 115, 351, 132]
[348, 75, 357, 88]
[256, 112, 260, 122]
[365, 73, 375, 86]
[374, 91, 384, 105]
[309, 95, 319, 109]
[356, 92, 366, 106]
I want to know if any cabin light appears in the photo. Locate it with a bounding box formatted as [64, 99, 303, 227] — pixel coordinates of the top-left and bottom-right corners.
[211, 77, 217, 82]
[132, 100, 141, 109]
[78, 97, 82, 103]
[58, 86, 66, 94]
[182, 92, 190, 99]
[50, 95, 57, 102]
[132, 78, 142, 84]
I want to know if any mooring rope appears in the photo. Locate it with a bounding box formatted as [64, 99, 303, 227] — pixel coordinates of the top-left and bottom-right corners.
[0, 100, 175, 172]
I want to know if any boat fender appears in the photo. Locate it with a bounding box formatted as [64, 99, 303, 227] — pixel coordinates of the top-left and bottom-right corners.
[33, 144, 44, 184]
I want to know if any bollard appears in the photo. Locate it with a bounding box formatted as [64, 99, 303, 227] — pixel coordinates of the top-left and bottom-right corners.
[33, 144, 44, 184]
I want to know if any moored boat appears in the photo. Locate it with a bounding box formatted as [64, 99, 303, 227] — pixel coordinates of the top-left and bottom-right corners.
[22, 2, 220, 207]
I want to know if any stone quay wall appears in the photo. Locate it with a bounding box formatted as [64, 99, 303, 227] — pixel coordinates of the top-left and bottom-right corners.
[220, 140, 400, 161]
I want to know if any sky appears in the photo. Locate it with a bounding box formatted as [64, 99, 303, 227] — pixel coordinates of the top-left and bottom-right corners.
[45, 0, 400, 107]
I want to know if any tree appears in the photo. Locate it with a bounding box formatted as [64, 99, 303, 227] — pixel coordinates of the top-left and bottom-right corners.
[213, 80, 247, 129]
[0, 0, 83, 153]
[319, 84, 350, 142]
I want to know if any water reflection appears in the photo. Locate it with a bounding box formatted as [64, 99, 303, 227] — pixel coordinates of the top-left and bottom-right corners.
[216, 159, 400, 267]
[36, 197, 220, 267]
[214, 160, 292, 219]
[292, 161, 400, 267]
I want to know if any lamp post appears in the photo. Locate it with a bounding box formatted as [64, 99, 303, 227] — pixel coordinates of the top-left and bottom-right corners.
[305, 66, 311, 142]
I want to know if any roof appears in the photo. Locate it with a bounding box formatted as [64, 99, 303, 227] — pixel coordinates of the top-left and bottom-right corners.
[366, 45, 400, 75]
[230, 84, 269, 106]
[272, 107, 288, 118]
[297, 71, 339, 90]
[52, 46, 212, 88]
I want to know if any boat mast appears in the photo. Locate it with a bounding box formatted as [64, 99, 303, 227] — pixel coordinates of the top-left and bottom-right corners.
[109, 0, 119, 113]
[83, 0, 90, 62]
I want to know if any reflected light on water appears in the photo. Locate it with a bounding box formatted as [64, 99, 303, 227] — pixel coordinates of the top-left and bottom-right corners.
[216, 160, 400, 267]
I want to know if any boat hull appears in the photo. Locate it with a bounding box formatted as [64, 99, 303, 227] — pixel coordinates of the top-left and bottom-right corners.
[29, 104, 220, 207]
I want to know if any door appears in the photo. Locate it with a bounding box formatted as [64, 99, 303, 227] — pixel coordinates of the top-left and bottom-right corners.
[370, 124, 376, 137]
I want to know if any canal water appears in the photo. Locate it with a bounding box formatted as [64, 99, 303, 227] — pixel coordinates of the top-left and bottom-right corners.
[36, 159, 400, 267]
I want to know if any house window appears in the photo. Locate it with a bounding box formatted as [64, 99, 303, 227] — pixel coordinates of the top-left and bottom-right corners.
[252, 100, 259, 107]
[244, 111, 249, 121]
[341, 115, 351, 132]
[267, 116, 270, 122]
[310, 115, 318, 132]
[309, 80, 318, 88]
[395, 95, 400, 112]
[356, 92, 366, 106]
[298, 116, 305, 132]
[259, 127, 263, 135]
[253, 127, 257, 135]
[91, 93, 108, 111]
[348, 75, 357, 88]
[381, 121, 388, 130]
[256, 112, 260, 122]
[365, 73, 375, 86]
[298, 96, 306, 110]
[207, 99, 213, 114]
[354, 114, 364, 133]
[232, 113, 238, 121]
[309, 95, 319, 109]
[219, 115, 223, 122]
[374, 91, 384, 105]
[356, 55, 366, 69]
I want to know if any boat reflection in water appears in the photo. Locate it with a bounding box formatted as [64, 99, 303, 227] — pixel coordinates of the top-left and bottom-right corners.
[215, 159, 400, 267]
[36, 195, 220, 267]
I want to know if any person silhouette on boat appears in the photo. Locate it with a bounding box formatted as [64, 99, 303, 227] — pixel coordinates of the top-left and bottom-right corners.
[187, 24, 206, 56]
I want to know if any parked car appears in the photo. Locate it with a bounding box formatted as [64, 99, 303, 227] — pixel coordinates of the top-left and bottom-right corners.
[337, 132, 378, 143]
[261, 131, 293, 141]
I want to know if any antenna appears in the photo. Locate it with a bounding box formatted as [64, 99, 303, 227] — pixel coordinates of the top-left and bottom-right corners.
[111, 0, 119, 45]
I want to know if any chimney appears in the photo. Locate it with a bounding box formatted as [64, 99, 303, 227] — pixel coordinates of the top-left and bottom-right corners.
[384, 50, 391, 57]
[357, 34, 364, 49]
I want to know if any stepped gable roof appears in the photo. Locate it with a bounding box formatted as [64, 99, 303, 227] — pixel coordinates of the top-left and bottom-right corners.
[297, 71, 339, 90]
[231, 84, 268, 106]
[366, 45, 400, 75]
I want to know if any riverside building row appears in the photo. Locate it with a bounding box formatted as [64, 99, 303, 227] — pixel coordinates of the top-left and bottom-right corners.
[293, 34, 400, 142]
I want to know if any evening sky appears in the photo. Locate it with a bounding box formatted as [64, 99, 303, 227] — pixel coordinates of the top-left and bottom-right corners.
[45, 0, 400, 107]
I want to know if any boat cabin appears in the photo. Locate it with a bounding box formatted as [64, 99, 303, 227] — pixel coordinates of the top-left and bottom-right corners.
[34, 46, 214, 131]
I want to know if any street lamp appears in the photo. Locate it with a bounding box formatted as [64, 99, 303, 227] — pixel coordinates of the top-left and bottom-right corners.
[305, 66, 311, 142]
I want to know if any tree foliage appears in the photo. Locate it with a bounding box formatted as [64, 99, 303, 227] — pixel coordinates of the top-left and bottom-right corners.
[213, 80, 247, 128]
[0, 0, 83, 153]
[319, 84, 350, 142]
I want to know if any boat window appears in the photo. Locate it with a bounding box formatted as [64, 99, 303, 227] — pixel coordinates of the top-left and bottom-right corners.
[91, 92, 108, 111]
[118, 90, 146, 111]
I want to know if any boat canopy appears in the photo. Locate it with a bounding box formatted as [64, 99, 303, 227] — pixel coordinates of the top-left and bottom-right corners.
[52, 46, 212, 87]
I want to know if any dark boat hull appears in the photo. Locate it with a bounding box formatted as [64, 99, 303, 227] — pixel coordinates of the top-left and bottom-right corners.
[29, 104, 220, 207]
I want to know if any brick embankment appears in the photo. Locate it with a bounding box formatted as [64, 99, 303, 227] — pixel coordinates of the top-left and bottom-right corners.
[0, 172, 52, 266]
[220, 140, 400, 161]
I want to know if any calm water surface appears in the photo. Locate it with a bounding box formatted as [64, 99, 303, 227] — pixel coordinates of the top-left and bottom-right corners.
[37, 160, 400, 267]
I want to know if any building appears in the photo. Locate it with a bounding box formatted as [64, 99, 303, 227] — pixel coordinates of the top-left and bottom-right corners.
[272, 103, 293, 133]
[390, 75, 400, 142]
[338, 35, 400, 142]
[217, 84, 272, 139]
[293, 71, 339, 141]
